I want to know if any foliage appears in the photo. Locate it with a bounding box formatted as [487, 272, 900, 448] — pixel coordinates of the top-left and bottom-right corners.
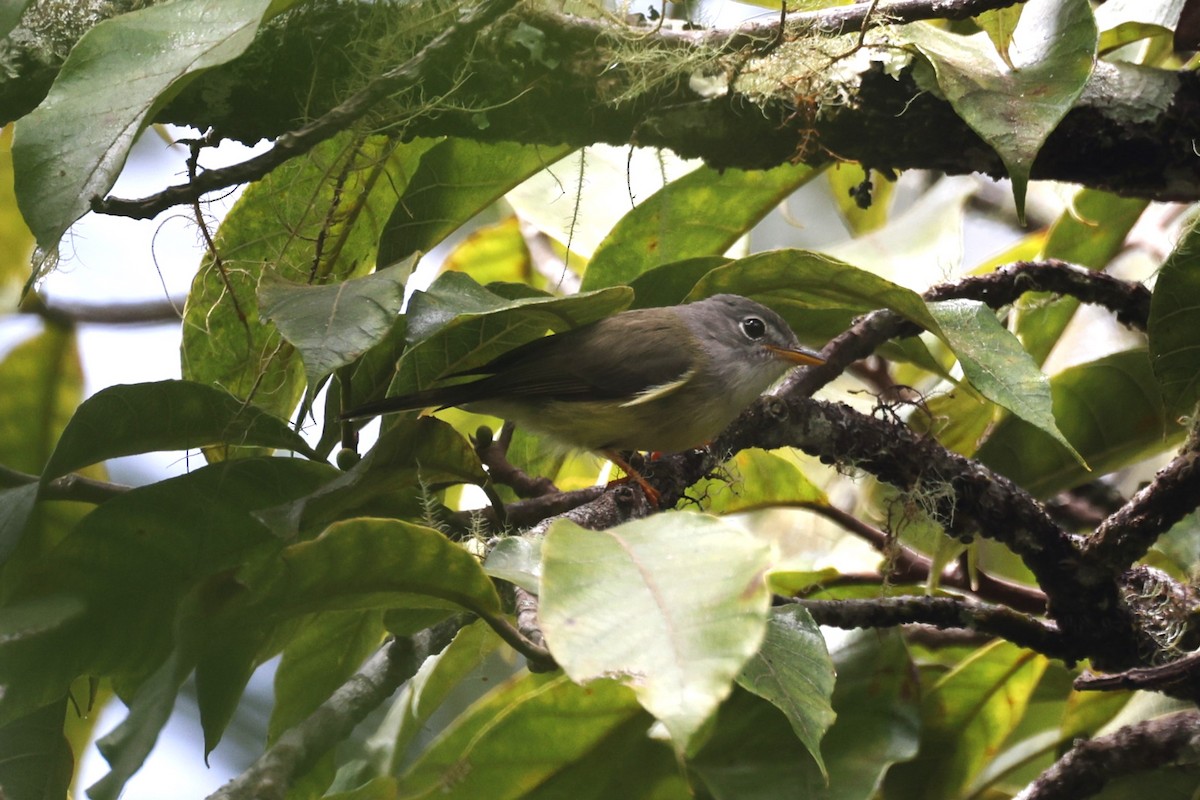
[2, 0, 1200, 799]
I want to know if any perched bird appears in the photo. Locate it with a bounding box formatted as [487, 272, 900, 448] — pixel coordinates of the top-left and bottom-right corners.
[341, 294, 825, 457]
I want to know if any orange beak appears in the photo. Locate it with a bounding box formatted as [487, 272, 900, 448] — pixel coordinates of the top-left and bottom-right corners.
[766, 344, 826, 366]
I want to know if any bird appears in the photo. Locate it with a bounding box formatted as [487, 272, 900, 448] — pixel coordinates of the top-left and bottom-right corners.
[341, 294, 825, 459]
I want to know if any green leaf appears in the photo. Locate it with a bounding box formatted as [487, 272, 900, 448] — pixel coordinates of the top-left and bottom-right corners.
[88, 633, 202, 800]
[182, 135, 433, 441]
[88, 642, 191, 800]
[690, 687, 822, 800]
[0, 699, 73, 800]
[0, 594, 85, 645]
[928, 298, 1086, 467]
[974, 5, 1023, 68]
[269, 610, 386, 743]
[902, 0, 1097, 219]
[1149, 221, 1200, 416]
[0, 484, 38, 568]
[918, 388, 997, 458]
[819, 630, 921, 800]
[518, 714, 685, 800]
[442, 216, 539, 288]
[1060, 689, 1131, 742]
[765, 567, 842, 597]
[0, 324, 82, 474]
[885, 640, 1047, 800]
[377, 139, 574, 266]
[692, 628, 921, 800]
[1095, 0, 1185, 53]
[0, 324, 88, 572]
[205, 609, 385, 798]
[12, 0, 286, 248]
[539, 514, 772, 753]
[0, 126, 36, 294]
[1016, 190, 1147, 365]
[188, 517, 501, 752]
[1091, 768, 1200, 800]
[977, 349, 1184, 497]
[626, 257, 732, 309]
[687, 249, 945, 346]
[736, 605, 836, 776]
[41, 380, 317, 481]
[484, 535, 542, 594]
[687, 449, 827, 515]
[0, 458, 334, 726]
[581, 162, 816, 291]
[260, 255, 416, 389]
[234, 517, 503, 619]
[391, 274, 632, 395]
[257, 416, 484, 538]
[326, 777, 400, 800]
[396, 673, 648, 799]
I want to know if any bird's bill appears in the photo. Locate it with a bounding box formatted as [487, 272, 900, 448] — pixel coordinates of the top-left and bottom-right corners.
[766, 344, 826, 366]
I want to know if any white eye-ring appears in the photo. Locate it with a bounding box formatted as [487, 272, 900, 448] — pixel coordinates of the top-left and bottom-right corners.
[740, 317, 766, 339]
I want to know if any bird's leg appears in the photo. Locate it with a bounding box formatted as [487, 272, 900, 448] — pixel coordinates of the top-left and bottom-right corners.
[604, 450, 661, 508]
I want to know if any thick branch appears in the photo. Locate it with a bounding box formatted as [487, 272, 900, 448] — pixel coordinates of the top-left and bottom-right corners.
[208, 621, 461, 800]
[6, 0, 1185, 204]
[1015, 712, 1200, 800]
[787, 259, 1150, 398]
[1083, 420, 1200, 571]
[139, 3, 1200, 200]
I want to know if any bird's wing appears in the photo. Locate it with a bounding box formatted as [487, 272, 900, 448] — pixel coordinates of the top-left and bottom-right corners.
[458, 311, 698, 402]
[341, 311, 697, 420]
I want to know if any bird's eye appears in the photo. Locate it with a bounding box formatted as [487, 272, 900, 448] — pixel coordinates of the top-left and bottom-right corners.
[740, 317, 766, 339]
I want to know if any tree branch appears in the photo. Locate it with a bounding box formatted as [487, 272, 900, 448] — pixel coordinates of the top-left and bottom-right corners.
[0, 463, 131, 504]
[799, 596, 1074, 660]
[1014, 711, 1200, 800]
[787, 258, 1150, 399]
[449, 486, 606, 534]
[24, 294, 184, 326]
[800, 501, 1047, 615]
[476, 608, 556, 671]
[91, 0, 524, 221]
[143, 3, 1200, 200]
[207, 620, 462, 800]
[1082, 419, 1200, 572]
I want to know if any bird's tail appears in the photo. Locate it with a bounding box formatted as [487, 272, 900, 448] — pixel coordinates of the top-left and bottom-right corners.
[339, 382, 480, 421]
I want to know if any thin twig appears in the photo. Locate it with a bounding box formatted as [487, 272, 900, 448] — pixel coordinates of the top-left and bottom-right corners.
[800, 502, 1047, 614]
[799, 596, 1074, 660]
[477, 608, 556, 671]
[93, 0, 522, 220]
[1075, 650, 1200, 694]
[0, 463, 131, 503]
